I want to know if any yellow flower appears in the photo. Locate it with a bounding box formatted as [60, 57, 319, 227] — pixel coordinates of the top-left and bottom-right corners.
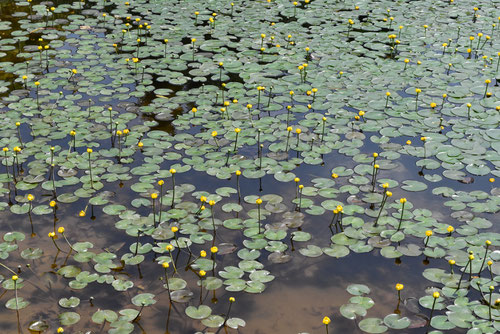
[49, 201, 56, 207]
[447, 226, 454, 233]
[48, 232, 55, 238]
[87, 148, 93, 153]
[256, 198, 262, 205]
[331, 173, 338, 179]
[211, 131, 217, 137]
[229, 297, 235, 302]
[209, 200, 215, 206]
[382, 183, 389, 189]
[433, 291, 440, 299]
[199, 270, 206, 277]
[35, 81, 40, 86]
[430, 102, 437, 108]
[395, 283, 404, 291]
[211, 246, 218, 253]
[485, 79, 491, 84]
[219, 62, 223, 67]
[415, 88, 421, 93]
[486, 240, 491, 245]
[449, 259, 455, 265]
[200, 250, 207, 257]
[487, 260, 493, 266]
[57, 328, 64, 333]
[295, 128, 301, 134]
[420, 136, 426, 142]
[406, 140, 412, 145]
[246, 104, 252, 109]
[287, 126, 292, 132]
[374, 164, 379, 169]
[386, 191, 392, 197]
[425, 230, 433, 237]
[27, 194, 34, 201]
[289, 91, 294, 96]
[400, 198, 407, 204]
[158, 180, 164, 186]
[469, 254, 475, 260]
[166, 244, 173, 251]
[162, 262, 169, 268]
[70, 130, 76, 136]
[386, 91, 390, 96]
[372, 152, 378, 158]
[235, 170, 241, 176]
[191, 107, 197, 113]
[169, 168, 176, 174]
[234, 128, 241, 133]
[200, 196, 207, 203]
[151, 193, 158, 199]
[2, 147, 8, 152]
[79, 210, 86, 217]
[58, 227, 65, 234]
[336, 205, 343, 212]
[171, 226, 178, 233]
[322, 316, 331, 325]
[12, 275, 18, 281]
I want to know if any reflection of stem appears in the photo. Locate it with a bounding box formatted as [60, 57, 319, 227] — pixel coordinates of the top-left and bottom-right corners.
[164, 301, 172, 333]
[14, 280, 19, 310]
[62, 248, 73, 267]
[164, 268, 171, 303]
[133, 303, 145, 322]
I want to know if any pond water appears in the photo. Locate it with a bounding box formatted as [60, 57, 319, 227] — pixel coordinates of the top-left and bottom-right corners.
[0, 0, 499, 333]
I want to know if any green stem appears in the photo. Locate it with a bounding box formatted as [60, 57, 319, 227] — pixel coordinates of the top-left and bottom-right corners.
[396, 202, 405, 231]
